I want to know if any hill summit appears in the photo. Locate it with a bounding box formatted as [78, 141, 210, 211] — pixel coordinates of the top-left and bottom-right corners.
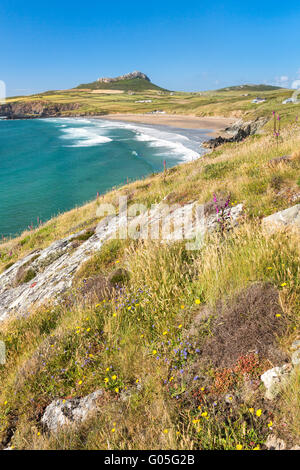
[97, 70, 150, 83]
[76, 71, 168, 92]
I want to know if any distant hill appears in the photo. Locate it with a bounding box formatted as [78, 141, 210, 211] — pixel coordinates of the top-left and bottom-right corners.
[75, 71, 168, 92]
[216, 84, 284, 92]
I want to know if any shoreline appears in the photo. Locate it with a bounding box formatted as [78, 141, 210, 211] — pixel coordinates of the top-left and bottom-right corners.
[95, 113, 236, 137]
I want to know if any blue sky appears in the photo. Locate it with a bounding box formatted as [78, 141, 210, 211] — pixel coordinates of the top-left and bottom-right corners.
[0, 1, 300, 95]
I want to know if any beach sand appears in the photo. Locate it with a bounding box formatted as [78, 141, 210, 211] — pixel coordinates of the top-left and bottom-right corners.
[97, 113, 236, 137]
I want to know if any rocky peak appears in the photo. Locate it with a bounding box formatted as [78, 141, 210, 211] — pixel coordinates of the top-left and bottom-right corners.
[97, 71, 150, 83]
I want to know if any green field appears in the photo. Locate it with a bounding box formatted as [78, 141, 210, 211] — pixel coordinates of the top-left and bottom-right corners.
[6, 79, 299, 128]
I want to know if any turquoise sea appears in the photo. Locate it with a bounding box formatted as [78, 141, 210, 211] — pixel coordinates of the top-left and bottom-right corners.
[0, 117, 209, 238]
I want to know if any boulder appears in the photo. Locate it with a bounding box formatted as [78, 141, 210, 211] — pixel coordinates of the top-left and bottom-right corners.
[41, 390, 103, 433]
[262, 204, 300, 233]
[261, 365, 292, 400]
[265, 434, 287, 450]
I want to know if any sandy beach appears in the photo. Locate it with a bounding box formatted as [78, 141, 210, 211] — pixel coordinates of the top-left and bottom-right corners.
[97, 113, 236, 136]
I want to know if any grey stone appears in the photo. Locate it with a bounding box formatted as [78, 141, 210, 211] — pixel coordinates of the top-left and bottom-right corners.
[291, 350, 300, 366]
[265, 434, 286, 450]
[261, 365, 292, 400]
[291, 340, 300, 351]
[41, 390, 103, 433]
[262, 204, 300, 233]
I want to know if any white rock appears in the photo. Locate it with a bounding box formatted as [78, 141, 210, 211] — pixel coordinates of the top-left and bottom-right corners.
[41, 390, 103, 433]
[261, 365, 292, 400]
[262, 204, 300, 233]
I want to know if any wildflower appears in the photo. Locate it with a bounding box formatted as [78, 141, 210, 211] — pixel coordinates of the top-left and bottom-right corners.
[192, 419, 200, 424]
[4, 401, 7, 405]
[276, 314, 281, 318]
[178, 324, 182, 329]
[78, 380, 83, 385]
[256, 409, 262, 417]
[169, 377, 174, 382]
[115, 388, 119, 393]
[106, 367, 110, 371]
[281, 283, 287, 287]
[163, 331, 168, 335]
[236, 444, 243, 450]
[180, 305, 185, 309]
[111, 375, 117, 380]
[195, 299, 201, 305]
[111, 428, 116, 433]
[253, 445, 260, 450]
[201, 412, 208, 417]
[136, 379, 139, 383]
[267, 267, 272, 270]
[152, 350, 157, 355]
[163, 429, 168, 434]
[104, 377, 109, 383]
[140, 334, 144, 338]
[249, 408, 254, 414]
[267, 421, 273, 427]
[86, 327, 91, 332]
[113, 313, 117, 317]
[37, 432, 41, 436]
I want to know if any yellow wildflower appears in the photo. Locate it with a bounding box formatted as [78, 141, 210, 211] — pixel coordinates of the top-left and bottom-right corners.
[152, 350, 157, 355]
[253, 445, 260, 450]
[195, 299, 201, 305]
[78, 380, 83, 385]
[236, 444, 242, 450]
[267, 421, 273, 427]
[256, 409, 262, 417]
[112, 375, 117, 380]
[281, 283, 287, 287]
[163, 429, 168, 434]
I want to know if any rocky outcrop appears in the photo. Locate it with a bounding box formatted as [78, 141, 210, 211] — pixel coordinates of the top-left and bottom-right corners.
[97, 71, 150, 83]
[203, 117, 269, 149]
[41, 390, 103, 432]
[261, 365, 292, 400]
[0, 201, 243, 322]
[262, 204, 300, 233]
[0, 101, 80, 119]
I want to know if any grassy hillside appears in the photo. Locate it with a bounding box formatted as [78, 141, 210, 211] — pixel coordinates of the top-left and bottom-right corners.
[0, 103, 299, 449]
[75, 77, 168, 92]
[216, 84, 283, 92]
[5, 84, 298, 125]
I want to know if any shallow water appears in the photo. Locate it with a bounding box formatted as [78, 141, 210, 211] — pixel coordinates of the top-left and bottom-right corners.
[0, 117, 210, 238]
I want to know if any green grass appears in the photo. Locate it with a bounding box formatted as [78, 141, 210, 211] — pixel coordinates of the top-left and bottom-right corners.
[76, 77, 168, 92]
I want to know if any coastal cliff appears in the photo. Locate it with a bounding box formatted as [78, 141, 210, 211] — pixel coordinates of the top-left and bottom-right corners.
[0, 101, 81, 119]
